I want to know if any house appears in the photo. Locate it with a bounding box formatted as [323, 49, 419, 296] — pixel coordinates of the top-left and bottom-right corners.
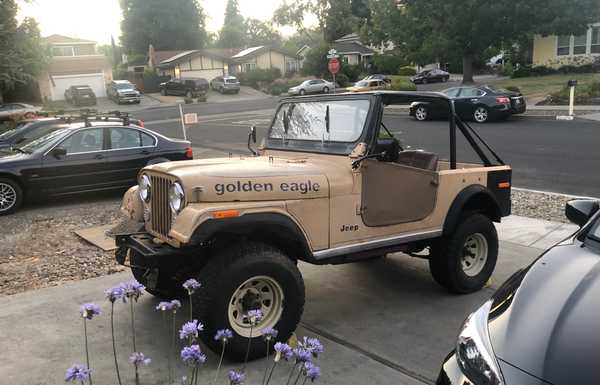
[332, 34, 376, 67]
[533, 23, 600, 67]
[152, 50, 229, 80]
[38, 34, 112, 101]
[229, 46, 301, 74]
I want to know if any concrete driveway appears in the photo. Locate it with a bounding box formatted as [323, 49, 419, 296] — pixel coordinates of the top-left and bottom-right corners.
[0, 217, 576, 385]
[148, 86, 270, 105]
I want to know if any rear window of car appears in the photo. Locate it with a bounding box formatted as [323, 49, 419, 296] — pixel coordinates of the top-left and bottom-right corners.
[225, 78, 238, 83]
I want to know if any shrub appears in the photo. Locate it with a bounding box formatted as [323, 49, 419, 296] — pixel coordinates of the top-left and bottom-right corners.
[504, 86, 521, 94]
[501, 63, 514, 77]
[390, 76, 417, 91]
[371, 55, 407, 74]
[398, 66, 417, 76]
[511, 65, 532, 78]
[237, 68, 282, 89]
[341, 64, 363, 83]
[326, 73, 349, 87]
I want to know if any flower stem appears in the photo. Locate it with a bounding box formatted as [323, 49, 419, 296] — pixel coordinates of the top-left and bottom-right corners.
[194, 366, 199, 385]
[188, 293, 193, 321]
[83, 318, 93, 385]
[243, 324, 254, 370]
[213, 343, 226, 385]
[171, 312, 177, 385]
[286, 363, 299, 385]
[130, 300, 139, 385]
[163, 312, 172, 385]
[301, 377, 308, 385]
[110, 303, 123, 385]
[292, 365, 303, 385]
[264, 361, 278, 385]
[262, 341, 270, 385]
[188, 367, 195, 385]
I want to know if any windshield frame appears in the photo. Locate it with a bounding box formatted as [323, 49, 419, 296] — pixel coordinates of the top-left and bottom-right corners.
[265, 94, 377, 156]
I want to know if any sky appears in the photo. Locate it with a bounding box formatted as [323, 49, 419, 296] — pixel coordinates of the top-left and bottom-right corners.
[17, 0, 309, 45]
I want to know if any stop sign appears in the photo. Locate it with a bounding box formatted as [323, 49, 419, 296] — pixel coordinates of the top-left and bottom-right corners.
[328, 58, 340, 75]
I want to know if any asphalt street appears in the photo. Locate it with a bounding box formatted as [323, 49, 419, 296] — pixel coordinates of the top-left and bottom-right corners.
[132, 100, 600, 197]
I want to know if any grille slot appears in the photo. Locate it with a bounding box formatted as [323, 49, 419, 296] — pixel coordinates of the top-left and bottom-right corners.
[150, 175, 172, 238]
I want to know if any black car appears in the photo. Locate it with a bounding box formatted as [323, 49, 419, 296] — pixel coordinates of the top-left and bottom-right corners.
[410, 85, 526, 123]
[0, 115, 144, 150]
[159, 78, 209, 98]
[438, 199, 600, 385]
[64, 85, 97, 106]
[411, 68, 450, 84]
[0, 120, 192, 215]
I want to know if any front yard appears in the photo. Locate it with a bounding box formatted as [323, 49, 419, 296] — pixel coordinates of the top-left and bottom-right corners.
[490, 73, 600, 99]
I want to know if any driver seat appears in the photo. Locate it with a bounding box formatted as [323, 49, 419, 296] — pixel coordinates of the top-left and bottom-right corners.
[396, 150, 439, 171]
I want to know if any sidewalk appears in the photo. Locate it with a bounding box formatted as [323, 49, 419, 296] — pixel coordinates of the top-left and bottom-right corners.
[0, 215, 577, 385]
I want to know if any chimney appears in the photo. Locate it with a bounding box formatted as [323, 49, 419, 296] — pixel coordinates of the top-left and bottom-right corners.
[148, 44, 155, 67]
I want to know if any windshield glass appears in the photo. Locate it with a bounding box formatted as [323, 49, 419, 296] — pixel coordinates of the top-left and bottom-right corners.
[588, 216, 600, 241]
[270, 100, 370, 143]
[225, 78, 238, 83]
[115, 83, 134, 89]
[0, 122, 29, 140]
[20, 127, 70, 153]
[355, 81, 369, 87]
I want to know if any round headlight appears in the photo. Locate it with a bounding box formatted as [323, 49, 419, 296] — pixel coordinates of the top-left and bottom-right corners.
[139, 174, 151, 202]
[169, 182, 185, 213]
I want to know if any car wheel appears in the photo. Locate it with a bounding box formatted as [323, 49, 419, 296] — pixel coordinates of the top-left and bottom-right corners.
[299, 89, 306, 96]
[0, 178, 23, 215]
[414, 105, 429, 121]
[194, 241, 305, 361]
[429, 213, 498, 294]
[161, 89, 167, 96]
[422, 78, 428, 84]
[186, 90, 193, 98]
[443, 77, 448, 82]
[473, 106, 490, 123]
[323, 86, 329, 93]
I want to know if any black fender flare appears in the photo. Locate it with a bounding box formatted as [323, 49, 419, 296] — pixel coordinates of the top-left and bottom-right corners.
[443, 184, 502, 235]
[190, 212, 313, 260]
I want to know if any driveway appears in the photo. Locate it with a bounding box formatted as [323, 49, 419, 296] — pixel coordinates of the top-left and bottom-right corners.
[148, 86, 270, 105]
[0, 216, 576, 385]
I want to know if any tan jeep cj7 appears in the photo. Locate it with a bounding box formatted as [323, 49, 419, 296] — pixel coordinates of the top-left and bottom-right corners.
[115, 91, 512, 360]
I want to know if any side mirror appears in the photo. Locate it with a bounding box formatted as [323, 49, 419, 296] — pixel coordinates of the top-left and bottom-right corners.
[565, 199, 600, 227]
[50, 147, 67, 158]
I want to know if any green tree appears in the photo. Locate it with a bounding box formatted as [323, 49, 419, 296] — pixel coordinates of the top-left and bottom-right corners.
[120, 0, 207, 55]
[301, 42, 330, 76]
[358, 0, 403, 48]
[0, 0, 46, 103]
[217, 0, 246, 48]
[399, 0, 600, 83]
[244, 18, 282, 47]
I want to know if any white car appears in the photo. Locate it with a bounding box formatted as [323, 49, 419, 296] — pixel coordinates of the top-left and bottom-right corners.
[0, 103, 39, 122]
[288, 79, 335, 96]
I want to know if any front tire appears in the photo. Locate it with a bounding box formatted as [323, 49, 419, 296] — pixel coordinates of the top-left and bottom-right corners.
[299, 89, 306, 96]
[323, 86, 329, 93]
[0, 178, 23, 215]
[414, 105, 429, 121]
[473, 106, 490, 123]
[429, 213, 498, 294]
[194, 242, 305, 361]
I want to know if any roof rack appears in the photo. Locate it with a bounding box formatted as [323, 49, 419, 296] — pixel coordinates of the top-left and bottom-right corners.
[39, 109, 134, 127]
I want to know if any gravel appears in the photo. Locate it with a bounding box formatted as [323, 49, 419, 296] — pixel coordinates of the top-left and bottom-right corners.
[0, 188, 584, 297]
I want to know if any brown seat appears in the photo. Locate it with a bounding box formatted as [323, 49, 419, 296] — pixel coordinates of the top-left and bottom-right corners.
[396, 150, 439, 171]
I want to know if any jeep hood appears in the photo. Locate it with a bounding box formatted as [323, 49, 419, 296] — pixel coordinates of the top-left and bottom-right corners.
[146, 156, 330, 202]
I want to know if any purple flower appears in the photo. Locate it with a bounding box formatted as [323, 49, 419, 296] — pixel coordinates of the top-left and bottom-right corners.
[64, 364, 91, 382]
[228, 369, 245, 385]
[182, 279, 201, 294]
[170, 299, 182, 311]
[179, 319, 204, 340]
[129, 352, 151, 366]
[261, 327, 278, 341]
[246, 309, 263, 324]
[303, 336, 324, 356]
[79, 303, 101, 320]
[293, 347, 312, 363]
[156, 301, 174, 311]
[180, 345, 207, 367]
[304, 362, 321, 381]
[274, 342, 293, 362]
[121, 280, 145, 301]
[105, 286, 125, 303]
[214, 328, 234, 343]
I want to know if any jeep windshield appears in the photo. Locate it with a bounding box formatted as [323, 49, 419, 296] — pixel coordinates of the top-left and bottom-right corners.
[267, 98, 371, 155]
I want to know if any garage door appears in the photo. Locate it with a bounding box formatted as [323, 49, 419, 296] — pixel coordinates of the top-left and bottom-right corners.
[50, 73, 106, 101]
[181, 69, 224, 81]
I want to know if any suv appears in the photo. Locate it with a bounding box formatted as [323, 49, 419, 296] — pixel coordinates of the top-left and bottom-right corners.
[107, 80, 141, 104]
[160, 78, 209, 98]
[115, 91, 512, 361]
[64, 85, 97, 106]
[210, 76, 240, 94]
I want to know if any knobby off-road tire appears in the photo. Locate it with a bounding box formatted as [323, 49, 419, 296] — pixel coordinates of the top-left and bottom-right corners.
[429, 213, 498, 294]
[194, 241, 305, 361]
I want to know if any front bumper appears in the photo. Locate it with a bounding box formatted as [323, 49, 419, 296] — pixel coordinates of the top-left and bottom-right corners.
[115, 232, 180, 264]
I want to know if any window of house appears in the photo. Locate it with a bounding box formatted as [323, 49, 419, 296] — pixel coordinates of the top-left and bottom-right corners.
[52, 46, 75, 57]
[592, 27, 600, 54]
[244, 63, 256, 72]
[557, 35, 570, 56]
[573, 34, 587, 55]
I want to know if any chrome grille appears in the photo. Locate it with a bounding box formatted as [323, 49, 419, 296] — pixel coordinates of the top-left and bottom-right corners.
[150, 175, 172, 238]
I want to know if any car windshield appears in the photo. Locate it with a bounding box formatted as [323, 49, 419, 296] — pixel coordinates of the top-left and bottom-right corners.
[355, 81, 369, 87]
[115, 83, 134, 89]
[225, 78, 238, 83]
[0, 122, 29, 140]
[588, 216, 600, 241]
[270, 99, 370, 143]
[20, 127, 70, 153]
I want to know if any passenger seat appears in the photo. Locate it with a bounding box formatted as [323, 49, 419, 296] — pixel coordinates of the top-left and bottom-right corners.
[396, 150, 439, 171]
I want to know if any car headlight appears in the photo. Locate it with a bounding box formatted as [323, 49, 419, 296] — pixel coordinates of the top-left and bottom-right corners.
[139, 174, 151, 202]
[456, 300, 505, 385]
[169, 182, 185, 213]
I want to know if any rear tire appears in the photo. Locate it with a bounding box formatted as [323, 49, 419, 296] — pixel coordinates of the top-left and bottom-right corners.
[429, 213, 498, 294]
[186, 90, 193, 98]
[194, 242, 305, 361]
[473, 106, 490, 123]
[414, 105, 429, 121]
[161, 89, 167, 96]
[0, 177, 23, 215]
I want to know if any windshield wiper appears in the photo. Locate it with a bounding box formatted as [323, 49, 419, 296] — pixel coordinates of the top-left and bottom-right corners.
[11, 146, 30, 154]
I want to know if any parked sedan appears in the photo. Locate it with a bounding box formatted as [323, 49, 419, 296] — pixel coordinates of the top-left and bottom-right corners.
[160, 78, 209, 98]
[64, 85, 97, 106]
[437, 199, 600, 385]
[0, 103, 38, 123]
[410, 85, 526, 123]
[0, 121, 192, 215]
[287, 79, 334, 96]
[411, 68, 450, 84]
[210, 76, 240, 94]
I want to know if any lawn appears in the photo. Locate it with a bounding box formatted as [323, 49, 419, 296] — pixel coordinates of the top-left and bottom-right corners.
[390, 75, 417, 91]
[489, 73, 600, 98]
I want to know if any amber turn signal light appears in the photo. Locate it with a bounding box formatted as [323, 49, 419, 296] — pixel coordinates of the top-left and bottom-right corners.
[211, 210, 240, 219]
[498, 182, 511, 189]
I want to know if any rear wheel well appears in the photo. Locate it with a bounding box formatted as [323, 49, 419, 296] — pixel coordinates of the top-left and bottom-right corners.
[463, 192, 501, 221]
[444, 188, 501, 235]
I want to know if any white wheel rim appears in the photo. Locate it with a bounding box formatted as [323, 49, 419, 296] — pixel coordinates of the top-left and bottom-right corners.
[228, 275, 284, 338]
[416, 107, 427, 120]
[474, 108, 488, 123]
[0, 182, 17, 212]
[461, 233, 488, 277]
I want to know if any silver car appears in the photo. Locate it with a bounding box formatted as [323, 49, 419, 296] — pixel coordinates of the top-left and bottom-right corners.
[288, 79, 335, 96]
[210, 76, 240, 94]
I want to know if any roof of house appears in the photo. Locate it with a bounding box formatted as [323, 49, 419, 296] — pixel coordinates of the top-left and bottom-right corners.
[335, 33, 361, 43]
[152, 50, 187, 66]
[231, 45, 300, 62]
[202, 48, 243, 60]
[332, 41, 375, 55]
[157, 49, 235, 67]
[43, 34, 97, 45]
